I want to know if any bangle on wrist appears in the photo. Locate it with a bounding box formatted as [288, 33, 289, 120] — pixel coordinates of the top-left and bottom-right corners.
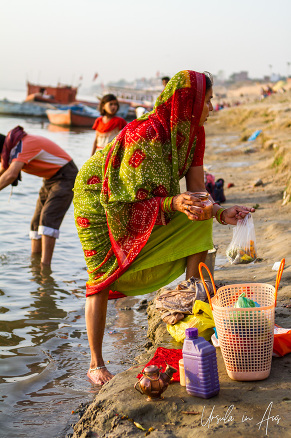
[216, 207, 227, 225]
[161, 196, 175, 213]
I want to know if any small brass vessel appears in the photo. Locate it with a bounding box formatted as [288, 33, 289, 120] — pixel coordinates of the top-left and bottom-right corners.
[134, 364, 177, 401]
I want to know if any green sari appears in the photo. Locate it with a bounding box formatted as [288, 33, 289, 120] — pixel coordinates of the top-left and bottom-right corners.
[73, 70, 213, 298]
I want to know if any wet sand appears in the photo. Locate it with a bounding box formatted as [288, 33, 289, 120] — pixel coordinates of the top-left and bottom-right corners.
[71, 92, 291, 437]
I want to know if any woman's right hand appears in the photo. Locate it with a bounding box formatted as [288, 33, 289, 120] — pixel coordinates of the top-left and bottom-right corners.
[172, 191, 205, 221]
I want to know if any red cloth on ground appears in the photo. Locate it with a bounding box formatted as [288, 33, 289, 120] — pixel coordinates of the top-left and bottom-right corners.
[137, 347, 182, 382]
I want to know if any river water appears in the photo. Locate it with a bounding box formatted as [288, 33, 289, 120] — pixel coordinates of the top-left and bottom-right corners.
[0, 101, 152, 437]
[0, 90, 241, 438]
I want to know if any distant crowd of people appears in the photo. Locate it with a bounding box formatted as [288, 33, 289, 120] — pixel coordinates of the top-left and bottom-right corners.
[260, 85, 274, 99]
[214, 100, 242, 111]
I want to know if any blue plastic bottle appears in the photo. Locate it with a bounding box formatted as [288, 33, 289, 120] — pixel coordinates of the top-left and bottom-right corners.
[182, 327, 220, 398]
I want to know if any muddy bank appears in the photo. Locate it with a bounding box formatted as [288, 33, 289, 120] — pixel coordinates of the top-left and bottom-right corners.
[211, 90, 291, 204]
[70, 300, 290, 438]
[71, 99, 291, 438]
[70, 276, 290, 438]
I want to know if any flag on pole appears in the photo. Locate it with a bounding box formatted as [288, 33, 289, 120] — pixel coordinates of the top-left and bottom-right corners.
[93, 73, 99, 81]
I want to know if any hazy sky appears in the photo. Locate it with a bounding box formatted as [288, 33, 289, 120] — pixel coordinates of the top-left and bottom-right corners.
[1, 0, 290, 90]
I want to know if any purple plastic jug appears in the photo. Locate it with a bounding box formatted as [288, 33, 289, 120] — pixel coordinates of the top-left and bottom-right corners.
[182, 327, 220, 398]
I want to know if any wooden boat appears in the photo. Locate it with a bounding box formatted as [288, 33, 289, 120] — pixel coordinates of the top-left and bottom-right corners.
[26, 82, 78, 104]
[46, 104, 100, 127]
[0, 82, 78, 118]
[47, 101, 130, 127]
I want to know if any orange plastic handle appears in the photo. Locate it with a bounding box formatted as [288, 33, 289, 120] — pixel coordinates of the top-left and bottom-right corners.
[275, 258, 285, 306]
[198, 262, 217, 310]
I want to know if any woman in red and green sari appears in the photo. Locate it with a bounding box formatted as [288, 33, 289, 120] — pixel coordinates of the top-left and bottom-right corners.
[74, 70, 254, 384]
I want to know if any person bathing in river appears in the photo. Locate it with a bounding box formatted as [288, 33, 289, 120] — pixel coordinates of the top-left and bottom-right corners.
[74, 70, 255, 385]
[91, 94, 127, 156]
[0, 127, 78, 266]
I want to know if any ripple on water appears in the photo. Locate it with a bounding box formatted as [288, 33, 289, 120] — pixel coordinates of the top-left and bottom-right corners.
[0, 115, 133, 437]
[1, 209, 151, 438]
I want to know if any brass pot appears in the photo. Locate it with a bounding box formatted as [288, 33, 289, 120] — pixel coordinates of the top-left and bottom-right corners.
[134, 364, 177, 401]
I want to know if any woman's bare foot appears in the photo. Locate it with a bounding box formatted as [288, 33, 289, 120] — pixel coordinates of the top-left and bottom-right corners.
[87, 367, 114, 385]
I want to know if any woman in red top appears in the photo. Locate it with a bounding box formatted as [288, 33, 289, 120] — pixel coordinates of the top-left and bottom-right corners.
[91, 94, 127, 155]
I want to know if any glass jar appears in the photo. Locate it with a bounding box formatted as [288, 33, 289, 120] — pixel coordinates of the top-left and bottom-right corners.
[193, 192, 213, 221]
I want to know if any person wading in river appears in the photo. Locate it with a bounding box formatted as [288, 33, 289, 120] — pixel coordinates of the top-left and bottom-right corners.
[0, 127, 78, 266]
[73, 70, 255, 385]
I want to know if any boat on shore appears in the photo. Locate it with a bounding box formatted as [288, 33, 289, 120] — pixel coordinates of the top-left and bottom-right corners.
[0, 82, 78, 118]
[0, 82, 131, 123]
[46, 104, 100, 127]
[0, 99, 55, 117]
[46, 102, 130, 127]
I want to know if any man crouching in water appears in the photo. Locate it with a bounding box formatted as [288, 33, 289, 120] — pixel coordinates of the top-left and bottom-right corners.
[0, 126, 78, 266]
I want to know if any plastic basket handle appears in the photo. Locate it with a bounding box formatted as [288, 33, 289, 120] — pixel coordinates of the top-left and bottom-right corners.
[275, 258, 285, 306]
[198, 262, 217, 310]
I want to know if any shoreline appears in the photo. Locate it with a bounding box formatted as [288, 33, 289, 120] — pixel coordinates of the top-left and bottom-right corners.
[70, 94, 291, 437]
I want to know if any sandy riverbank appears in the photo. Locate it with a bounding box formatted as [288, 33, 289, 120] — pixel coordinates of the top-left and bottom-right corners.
[71, 92, 291, 438]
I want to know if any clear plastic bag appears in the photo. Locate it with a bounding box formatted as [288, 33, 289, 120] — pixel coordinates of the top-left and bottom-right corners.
[226, 214, 257, 264]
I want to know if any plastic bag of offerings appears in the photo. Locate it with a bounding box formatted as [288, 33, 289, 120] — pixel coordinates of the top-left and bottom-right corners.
[226, 214, 257, 264]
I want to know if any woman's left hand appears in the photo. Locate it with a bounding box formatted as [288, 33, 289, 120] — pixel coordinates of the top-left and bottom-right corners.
[222, 205, 255, 225]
